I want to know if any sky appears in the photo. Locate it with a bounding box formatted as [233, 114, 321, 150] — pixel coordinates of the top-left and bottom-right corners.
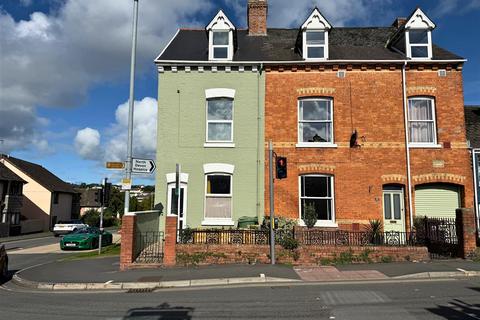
[0, 0, 479, 185]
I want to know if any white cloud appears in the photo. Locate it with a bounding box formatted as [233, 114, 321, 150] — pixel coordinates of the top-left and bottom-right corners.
[0, 0, 211, 154]
[431, 0, 480, 17]
[75, 97, 157, 165]
[75, 127, 101, 160]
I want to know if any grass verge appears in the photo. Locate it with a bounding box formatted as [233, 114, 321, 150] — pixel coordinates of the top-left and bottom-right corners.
[60, 243, 121, 261]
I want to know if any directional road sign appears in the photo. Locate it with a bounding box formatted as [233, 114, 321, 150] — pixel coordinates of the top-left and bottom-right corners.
[106, 162, 125, 169]
[132, 158, 156, 174]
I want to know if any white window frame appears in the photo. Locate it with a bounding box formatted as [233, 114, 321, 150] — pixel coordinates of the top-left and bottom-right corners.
[296, 97, 336, 148]
[406, 29, 432, 60]
[408, 96, 439, 148]
[298, 175, 337, 228]
[202, 163, 235, 226]
[205, 89, 235, 147]
[303, 30, 328, 60]
[210, 30, 232, 61]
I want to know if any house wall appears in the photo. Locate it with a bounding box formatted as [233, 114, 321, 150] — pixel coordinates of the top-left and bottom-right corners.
[0, 159, 52, 231]
[264, 66, 473, 231]
[155, 70, 265, 230]
[51, 193, 74, 224]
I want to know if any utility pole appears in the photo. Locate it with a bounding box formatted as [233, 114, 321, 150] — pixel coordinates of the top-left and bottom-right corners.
[98, 178, 107, 254]
[124, 0, 139, 215]
[268, 140, 275, 264]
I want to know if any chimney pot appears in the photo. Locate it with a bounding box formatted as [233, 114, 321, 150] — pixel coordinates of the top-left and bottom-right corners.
[392, 17, 407, 29]
[248, 0, 268, 36]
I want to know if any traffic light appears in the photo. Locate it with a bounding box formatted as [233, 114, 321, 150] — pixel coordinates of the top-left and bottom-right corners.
[103, 182, 112, 205]
[93, 189, 103, 204]
[276, 157, 287, 179]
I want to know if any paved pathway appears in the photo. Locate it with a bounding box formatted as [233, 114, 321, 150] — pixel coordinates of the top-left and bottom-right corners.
[294, 266, 388, 281]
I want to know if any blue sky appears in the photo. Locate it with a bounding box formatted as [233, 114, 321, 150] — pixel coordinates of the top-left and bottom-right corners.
[0, 0, 479, 185]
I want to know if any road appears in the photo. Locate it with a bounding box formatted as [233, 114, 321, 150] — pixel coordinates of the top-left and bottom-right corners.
[1, 277, 480, 319]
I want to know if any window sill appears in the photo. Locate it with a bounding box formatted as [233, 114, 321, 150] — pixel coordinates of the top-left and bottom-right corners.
[409, 143, 442, 149]
[204, 143, 235, 148]
[201, 218, 235, 226]
[299, 220, 338, 228]
[296, 143, 337, 148]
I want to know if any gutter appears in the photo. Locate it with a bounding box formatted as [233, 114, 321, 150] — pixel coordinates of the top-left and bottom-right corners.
[154, 59, 467, 65]
[402, 61, 414, 233]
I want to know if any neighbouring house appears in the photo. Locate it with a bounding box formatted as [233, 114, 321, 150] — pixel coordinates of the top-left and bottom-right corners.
[263, 6, 473, 233]
[76, 187, 102, 216]
[0, 163, 25, 237]
[155, 2, 473, 233]
[154, 2, 265, 230]
[465, 105, 480, 229]
[0, 155, 79, 232]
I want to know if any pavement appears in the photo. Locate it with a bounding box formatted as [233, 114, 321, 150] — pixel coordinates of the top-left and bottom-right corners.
[8, 255, 480, 292]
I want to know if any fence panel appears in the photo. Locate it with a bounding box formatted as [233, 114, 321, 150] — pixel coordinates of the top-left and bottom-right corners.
[415, 216, 459, 258]
[301, 230, 417, 246]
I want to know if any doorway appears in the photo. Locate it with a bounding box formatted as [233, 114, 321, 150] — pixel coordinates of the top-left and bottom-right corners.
[382, 186, 405, 233]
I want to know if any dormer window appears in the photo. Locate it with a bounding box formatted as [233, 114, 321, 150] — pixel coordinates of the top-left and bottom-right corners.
[301, 8, 331, 61]
[404, 8, 435, 60]
[206, 10, 235, 61]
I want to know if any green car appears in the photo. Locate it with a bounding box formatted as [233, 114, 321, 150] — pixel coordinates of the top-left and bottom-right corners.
[60, 227, 113, 250]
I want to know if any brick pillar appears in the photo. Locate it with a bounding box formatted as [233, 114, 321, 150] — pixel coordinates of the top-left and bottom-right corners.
[163, 215, 178, 267]
[120, 214, 136, 271]
[456, 208, 477, 259]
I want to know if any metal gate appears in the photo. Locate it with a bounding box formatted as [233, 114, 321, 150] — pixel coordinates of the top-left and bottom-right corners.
[415, 217, 459, 258]
[135, 231, 164, 263]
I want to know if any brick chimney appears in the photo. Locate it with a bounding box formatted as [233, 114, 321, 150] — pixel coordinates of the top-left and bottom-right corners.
[248, 0, 268, 36]
[392, 17, 407, 29]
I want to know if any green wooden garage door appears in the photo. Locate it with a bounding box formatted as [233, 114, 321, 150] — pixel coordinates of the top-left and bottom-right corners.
[415, 184, 460, 218]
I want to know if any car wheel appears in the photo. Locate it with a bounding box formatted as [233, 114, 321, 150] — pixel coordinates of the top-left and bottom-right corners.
[54, 233, 59, 237]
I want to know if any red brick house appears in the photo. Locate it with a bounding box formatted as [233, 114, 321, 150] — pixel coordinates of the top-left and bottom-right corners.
[261, 6, 473, 233]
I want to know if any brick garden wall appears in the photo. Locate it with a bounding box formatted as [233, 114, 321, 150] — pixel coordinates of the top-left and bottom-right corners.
[264, 65, 474, 231]
[176, 243, 429, 266]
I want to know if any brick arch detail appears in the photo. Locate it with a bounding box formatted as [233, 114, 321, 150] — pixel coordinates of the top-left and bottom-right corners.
[381, 174, 407, 184]
[411, 173, 466, 186]
[297, 163, 335, 174]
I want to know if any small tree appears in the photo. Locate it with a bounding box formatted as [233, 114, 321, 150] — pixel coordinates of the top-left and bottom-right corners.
[303, 203, 317, 228]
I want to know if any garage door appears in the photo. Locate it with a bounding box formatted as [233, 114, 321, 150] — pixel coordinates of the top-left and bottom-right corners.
[415, 184, 460, 218]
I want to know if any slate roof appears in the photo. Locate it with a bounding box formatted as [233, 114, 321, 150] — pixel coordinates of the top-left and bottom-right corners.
[0, 163, 25, 183]
[0, 155, 76, 193]
[157, 27, 463, 62]
[465, 106, 480, 149]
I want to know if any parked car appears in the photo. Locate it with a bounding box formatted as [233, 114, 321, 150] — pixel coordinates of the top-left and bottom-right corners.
[53, 220, 88, 237]
[60, 227, 113, 250]
[0, 243, 8, 279]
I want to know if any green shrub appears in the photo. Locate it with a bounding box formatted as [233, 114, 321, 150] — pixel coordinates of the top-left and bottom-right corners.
[381, 255, 393, 263]
[280, 236, 299, 250]
[303, 203, 317, 228]
[365, 219, 383, 244]
[81, 208, 118, 227]
[336, 249, 355, 264]
[359, 249, 373, 263]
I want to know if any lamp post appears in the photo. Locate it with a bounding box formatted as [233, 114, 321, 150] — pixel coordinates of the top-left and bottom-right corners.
[124, 0, 139, 215]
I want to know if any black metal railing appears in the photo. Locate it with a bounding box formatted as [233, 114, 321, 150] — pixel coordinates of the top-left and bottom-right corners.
[178, 229, 270, 245]
[177, 228, 418, 247]
[300, 230, 418, 246]
[135, 231, 164, 263]
[414, 216, 459, 258]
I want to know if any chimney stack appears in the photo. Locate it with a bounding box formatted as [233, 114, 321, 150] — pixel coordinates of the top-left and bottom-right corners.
[392, 17, 407, 29]
[248, 0, 268, 36]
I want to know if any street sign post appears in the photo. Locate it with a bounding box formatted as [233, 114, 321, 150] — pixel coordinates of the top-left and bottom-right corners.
[132, 158, 156, 174]
[106, 162, 125, 169]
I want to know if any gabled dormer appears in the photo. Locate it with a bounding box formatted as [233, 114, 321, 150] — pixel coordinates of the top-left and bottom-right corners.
[404, 8, 435, 60]
[300, 8, 332, 61]
[206, 10, 236, 61]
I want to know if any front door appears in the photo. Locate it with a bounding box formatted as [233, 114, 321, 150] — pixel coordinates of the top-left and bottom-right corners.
[167, 183, 187, 230]
[383, 187, 405, 233]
